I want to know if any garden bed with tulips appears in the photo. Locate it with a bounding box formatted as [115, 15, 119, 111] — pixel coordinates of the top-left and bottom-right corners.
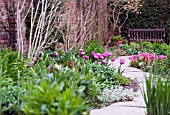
[0, 41, 139, 114]
[1, 39, 169, 114]
[108, 40, 170, 74]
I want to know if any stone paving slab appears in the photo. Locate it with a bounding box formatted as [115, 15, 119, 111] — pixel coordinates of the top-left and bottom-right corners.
[91, 106, 146, 115]
[90, 56, 148, 115]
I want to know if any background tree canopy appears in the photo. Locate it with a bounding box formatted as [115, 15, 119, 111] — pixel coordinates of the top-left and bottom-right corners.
[122, 0, 170, 43]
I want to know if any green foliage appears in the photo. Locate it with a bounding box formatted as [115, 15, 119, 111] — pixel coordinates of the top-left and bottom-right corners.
[143, 66, 170, 115]
[0, 69, 27, 114]
[91, 63, 117, 89]
[139, 42, 170, 55]
[140, 42, 152, 51]
[118, 42, 170, 56]
[53, 66, 101, 103]
[152, 43, 170, 55]
[114, 74, 130, 85]
[118, 42, 139, 55]
[128, 42, 140, 54]
[22, 80, 88, 115]
[84, 40, 105, 57]
[118, 44, 129, 50]
[130, 62, 140, 68]
[0, 49, 30, 81]
[109, 36, 128, 46]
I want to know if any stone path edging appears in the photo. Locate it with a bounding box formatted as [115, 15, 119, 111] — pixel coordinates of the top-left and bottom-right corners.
[90, 56, 148, 115]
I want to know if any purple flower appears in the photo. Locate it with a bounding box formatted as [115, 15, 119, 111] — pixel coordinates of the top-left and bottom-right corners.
[91, 51, 95, 56]
[104, 45, 108, 48]
[159, 55, 167, 60]
[120, 59, 125, 65]
[102, 52, 109, 58]
[79, 49, 84, 52]
[32, 57, 36, 61]
[102, 52, 112, 58]
[111, 58, 115, 62]
[98, 62, 101, 65]
[54, 51, 59, 57]
[108, 52, 112, 56]
[80, 51, 85, 55]
[96, 53, 101, 56]
[83, 55, 89, 60]
[62, 50, 65, 52]
[94, 55, 99, 59]
[38, 51, 43, 55]
[102, 60, 107, 64]
[116, 41, 122, 46]
[38, 57, 42, 61]
[99, 55, 104, 60]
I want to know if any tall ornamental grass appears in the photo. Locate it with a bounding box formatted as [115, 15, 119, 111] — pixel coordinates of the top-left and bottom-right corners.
[143, 62, 170, 115]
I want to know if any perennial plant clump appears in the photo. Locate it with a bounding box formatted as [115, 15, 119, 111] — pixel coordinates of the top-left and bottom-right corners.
[98, 86, 136, 104]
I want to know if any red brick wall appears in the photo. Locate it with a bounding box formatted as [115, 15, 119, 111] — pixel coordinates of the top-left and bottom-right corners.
[0, 0, 29, 50]
[0, 0, 10, 48]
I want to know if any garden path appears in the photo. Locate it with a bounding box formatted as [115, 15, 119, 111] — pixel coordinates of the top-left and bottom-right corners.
[90, 56, 149, 115]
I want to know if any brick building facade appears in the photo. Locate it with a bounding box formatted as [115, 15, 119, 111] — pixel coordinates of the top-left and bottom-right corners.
[0, 0, 16, 49]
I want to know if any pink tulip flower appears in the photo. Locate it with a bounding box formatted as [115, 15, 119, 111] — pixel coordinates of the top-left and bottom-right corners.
[111, 58, 115, 62]
[79, 49, 84, 52]
[91, 51, 95, 56]
[38, 51, 43, 55]
[54, 52, 59, 57]
[83, 55, 89, 60]
[98, 62, 101, 65]
[160, 55, 167, 60]
[94, 55, 99, 59]
[102, 52, 109, 58]
[80, 51, 85, 55]
[102, 60, 107, 64]
[99, 55, 104, 60]
[120, 59, 125, 65]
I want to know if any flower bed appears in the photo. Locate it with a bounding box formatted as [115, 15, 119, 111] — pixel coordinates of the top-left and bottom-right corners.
[128, 52, 169, 74]
[0, 46, 137, 114]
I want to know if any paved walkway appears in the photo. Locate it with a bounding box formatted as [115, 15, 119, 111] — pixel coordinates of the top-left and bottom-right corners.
[90, 56, 149, 115]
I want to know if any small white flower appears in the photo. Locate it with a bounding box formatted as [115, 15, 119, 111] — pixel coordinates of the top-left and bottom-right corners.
[54, 64, 62, 70]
